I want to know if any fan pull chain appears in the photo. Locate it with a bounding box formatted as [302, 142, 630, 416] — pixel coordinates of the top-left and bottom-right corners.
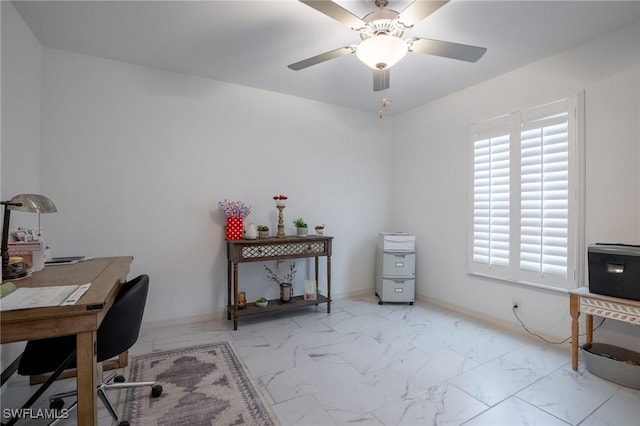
[378, 98, 391, 119]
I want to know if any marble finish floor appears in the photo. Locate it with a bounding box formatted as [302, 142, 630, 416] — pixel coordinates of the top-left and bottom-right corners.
[3, 295, 640, 425]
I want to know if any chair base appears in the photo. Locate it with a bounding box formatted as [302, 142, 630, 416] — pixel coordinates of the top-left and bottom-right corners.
[48, 369, 162, 425]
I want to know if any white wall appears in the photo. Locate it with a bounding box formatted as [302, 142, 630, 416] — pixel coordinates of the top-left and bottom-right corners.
[0, 0, 43, 380]
[393, 22, 640, 347]
[3, 0, 639, 352]
[1, 1, 42, 205]
[38, 49, 394, 323]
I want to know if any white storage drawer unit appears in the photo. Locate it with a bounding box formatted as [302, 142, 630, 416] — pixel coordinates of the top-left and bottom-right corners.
[378, 278, 416, 303]
[378, 233, 416, 252]
[381, 252, 416, 277]
[376, 233, 416, 305]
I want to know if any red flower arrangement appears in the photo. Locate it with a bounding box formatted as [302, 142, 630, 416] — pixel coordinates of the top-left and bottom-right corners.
[273, 194, 288, 207]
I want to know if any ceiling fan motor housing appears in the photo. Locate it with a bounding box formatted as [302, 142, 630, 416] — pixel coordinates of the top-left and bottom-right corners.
[360, 9, 404, 40]
[356, 9, 409, 70]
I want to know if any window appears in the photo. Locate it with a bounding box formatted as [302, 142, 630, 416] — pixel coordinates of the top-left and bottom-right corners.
[468, 95, 583, 291]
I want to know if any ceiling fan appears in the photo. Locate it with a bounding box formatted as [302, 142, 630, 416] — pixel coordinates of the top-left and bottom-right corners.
[288, 0, 487, 92]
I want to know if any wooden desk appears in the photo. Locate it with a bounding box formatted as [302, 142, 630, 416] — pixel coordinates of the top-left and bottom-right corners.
[227, 236, 332, 330]
[1, 256, 133, 425]
[569, 287, 640, 370]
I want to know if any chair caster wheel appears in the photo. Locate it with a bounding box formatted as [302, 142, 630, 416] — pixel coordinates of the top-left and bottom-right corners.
[118, 421, 130, 426]
[114, 375, 126, 383]
[151, 384, 163, 397]
[378, 301, 383, 305]
[50, 398, 65, 410]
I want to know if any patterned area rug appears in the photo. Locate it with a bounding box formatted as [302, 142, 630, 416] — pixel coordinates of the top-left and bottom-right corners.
[122, 342, 278, 425]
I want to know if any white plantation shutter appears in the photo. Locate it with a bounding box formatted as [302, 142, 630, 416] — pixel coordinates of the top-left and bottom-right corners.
[468, 96, 581, 290]
[472, 123, 511, 270]
[520, 108, 569, 276]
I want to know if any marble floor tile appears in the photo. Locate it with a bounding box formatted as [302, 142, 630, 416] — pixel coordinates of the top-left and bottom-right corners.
[448, 330, 526, 364]
[516, 365, 620, 425]
[313, 368, 420, 424]
[411, 319, 492, 353]
[501, 342, 570, 375]
[463, 396, 569, 426]
[580, 388, 640, 426]
[242, 343, 313, 377]
[372, 382, 488, 426]
[302, 332, 381, 358]
[380, 306, 453, 331]
[272, 393, 337, 426]
[262, 354, 362, 403]
[392, 346, 479, 389]
[339, 340, 417, 374]
[449, 357, 544, 406]
[231, 334, 274, 358]
[341, 299, 388, 317]
[327, 311, 393, 335]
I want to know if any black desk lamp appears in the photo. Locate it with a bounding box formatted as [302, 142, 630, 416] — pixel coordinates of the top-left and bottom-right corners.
[1, 194, 57, 280]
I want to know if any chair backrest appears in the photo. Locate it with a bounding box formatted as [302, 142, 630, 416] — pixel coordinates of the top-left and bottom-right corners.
[96, 274, 149, 361]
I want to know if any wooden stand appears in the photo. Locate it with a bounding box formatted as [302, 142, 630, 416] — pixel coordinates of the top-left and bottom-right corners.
[226, 235, 332, 330]
[569, 287, 640, 370]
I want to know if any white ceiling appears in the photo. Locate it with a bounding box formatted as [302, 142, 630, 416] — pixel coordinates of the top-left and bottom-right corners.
[11, 0, 640, 116]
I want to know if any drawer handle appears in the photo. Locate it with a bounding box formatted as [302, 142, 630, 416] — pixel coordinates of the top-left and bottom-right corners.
[606, 262, 624, 274]
[394, 262, 405, 267]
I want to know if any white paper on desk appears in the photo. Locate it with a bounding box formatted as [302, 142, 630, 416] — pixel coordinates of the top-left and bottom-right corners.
[0, 285, 80, 311]
[60, 283, 91, 306]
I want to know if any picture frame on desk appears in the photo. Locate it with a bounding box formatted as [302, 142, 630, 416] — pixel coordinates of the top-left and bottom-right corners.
[303, 278, 317, 300]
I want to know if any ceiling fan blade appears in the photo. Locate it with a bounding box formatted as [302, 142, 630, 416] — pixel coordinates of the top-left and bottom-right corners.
[373, 68, 390, 92]
[299, 1, 366, 29]
[410, 37, 487, 62]
[288, 46, 356, 70]
[397, 1, 449, 27]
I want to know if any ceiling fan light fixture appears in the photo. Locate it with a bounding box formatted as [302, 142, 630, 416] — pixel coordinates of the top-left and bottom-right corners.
[356, 34, 408, 70]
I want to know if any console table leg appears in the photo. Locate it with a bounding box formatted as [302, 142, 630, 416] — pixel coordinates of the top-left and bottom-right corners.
[314, 257, 319, 306]
[327, 255, 332, 314]
[570, 293, 580, 371]
[586, 314, 594, 344]
[233, 262, 239, 330]
[227, 260, 232, 321]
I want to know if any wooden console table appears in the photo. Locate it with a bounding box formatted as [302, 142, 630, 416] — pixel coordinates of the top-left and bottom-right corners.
[569, 287, 640, 370]
[226, 235, 332, 330]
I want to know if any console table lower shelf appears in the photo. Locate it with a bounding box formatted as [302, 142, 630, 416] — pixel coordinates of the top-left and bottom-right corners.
[226, 235, 333, 330]
[227, 294, 330, 320]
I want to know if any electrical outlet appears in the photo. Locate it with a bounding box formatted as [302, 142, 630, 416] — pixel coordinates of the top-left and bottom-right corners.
[512, 298, 522, 312]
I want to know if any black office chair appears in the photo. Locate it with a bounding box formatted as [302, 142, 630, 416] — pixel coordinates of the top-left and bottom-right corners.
[14, 274, 161, 426]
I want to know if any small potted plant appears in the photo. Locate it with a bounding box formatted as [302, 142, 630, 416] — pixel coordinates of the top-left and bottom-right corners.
[257, 225, 269, 239]
[255, 297, 268, 308]
[314, 224, 325, 235]
[264, 263, 297, 303]
[293, 218, 308, 237]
